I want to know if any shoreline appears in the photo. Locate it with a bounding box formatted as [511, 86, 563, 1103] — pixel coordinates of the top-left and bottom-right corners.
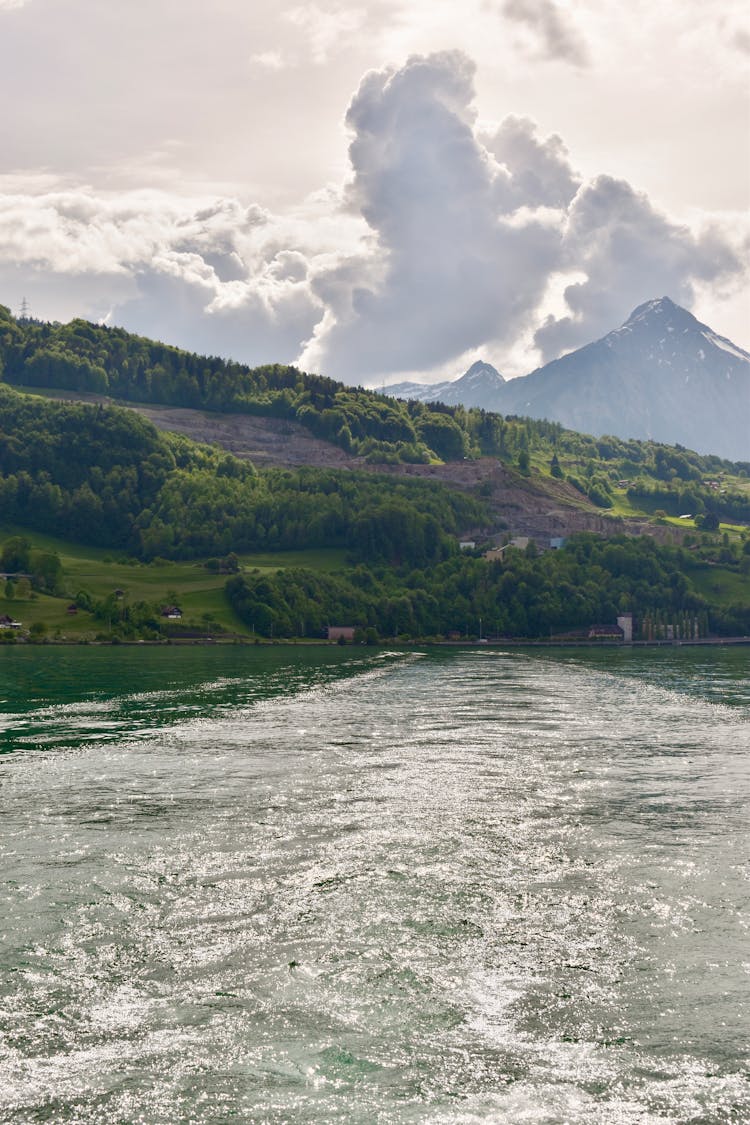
[3, 636, 749, 649]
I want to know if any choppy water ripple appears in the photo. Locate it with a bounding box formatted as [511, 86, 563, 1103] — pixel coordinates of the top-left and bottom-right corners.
[1, 646, 749, 1123]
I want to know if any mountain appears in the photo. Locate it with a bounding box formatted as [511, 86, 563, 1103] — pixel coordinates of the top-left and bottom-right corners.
[2, 302, 748, 563]
[386, 360, 506, 409]
[384, 299, 749, 461]
[504, 298, 750, 460]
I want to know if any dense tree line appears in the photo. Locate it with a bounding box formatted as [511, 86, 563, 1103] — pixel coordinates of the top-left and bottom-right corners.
[0, 382, 483, 564]
[136, 466, 477, 564]
[0, 308, 434, 461]
[226, 533, 750, 639]
[0, 385, 178, 546]
[0, 375, 744, 639]
[2, 309, 747, 508]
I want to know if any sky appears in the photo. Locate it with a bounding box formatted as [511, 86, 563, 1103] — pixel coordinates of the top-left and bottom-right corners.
[0, 0, 748, 384]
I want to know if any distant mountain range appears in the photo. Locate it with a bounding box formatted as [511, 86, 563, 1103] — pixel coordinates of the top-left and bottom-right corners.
[386, 360, 506, 407]
[384, 299, 750, 460]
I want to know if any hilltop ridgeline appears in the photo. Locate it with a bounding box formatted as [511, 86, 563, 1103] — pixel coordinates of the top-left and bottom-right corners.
[0, 382, 486, 566]
[0, 362, 747, 641]
[0, 303, 748, 534]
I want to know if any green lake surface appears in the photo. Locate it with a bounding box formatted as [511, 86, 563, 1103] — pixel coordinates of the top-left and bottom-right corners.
[1, 645, 748, 1123]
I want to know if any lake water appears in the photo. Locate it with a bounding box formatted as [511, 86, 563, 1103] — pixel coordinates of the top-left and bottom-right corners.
[1, 645, 748, 1124]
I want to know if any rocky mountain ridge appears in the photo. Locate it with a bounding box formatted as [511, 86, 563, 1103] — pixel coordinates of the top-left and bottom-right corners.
[383, 299, 750, 459]
[386, 359, 506, 408]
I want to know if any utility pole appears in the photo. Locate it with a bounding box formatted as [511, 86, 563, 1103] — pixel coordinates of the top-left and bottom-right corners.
[19, 296, 30, 320]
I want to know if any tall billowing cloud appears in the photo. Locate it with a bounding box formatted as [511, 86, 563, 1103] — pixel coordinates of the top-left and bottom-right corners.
[301, 52, 565, 378]
[0, 49, 746, 380]
[301, 50, 744, 378]
[484, 115, 581, 210]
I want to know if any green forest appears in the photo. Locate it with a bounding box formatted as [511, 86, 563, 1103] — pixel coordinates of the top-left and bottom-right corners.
[0, 307, 747, 644]
[0, 384, 482, 563]
[225, 533, 749, 641]
[1, 306, 748, 526]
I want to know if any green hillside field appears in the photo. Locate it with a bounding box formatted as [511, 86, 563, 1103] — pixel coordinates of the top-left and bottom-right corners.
[0, 526, 347, 641]
[0, 312, 746, 644]
[2, 523, 748, 645]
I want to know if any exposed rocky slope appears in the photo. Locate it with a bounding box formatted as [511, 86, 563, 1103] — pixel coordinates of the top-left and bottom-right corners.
[36, 388, 685, 545]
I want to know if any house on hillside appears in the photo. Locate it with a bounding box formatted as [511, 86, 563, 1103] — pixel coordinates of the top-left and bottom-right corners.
[484, 546, 506, 562]
[484, 537, 536, 562]
[161, 605, 183, 620]
[0, 615, 21, 629]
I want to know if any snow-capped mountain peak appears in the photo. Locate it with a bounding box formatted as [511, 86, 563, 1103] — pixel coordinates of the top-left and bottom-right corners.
[382, 299, 748, 459]
[505, 297, 750, 459]
[385, 360, 505, 408]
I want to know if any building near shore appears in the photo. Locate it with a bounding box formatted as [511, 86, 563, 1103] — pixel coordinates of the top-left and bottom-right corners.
[588, 624, 625, 640]
[327, 625, 356, 641]
[617, 613, 634, 643]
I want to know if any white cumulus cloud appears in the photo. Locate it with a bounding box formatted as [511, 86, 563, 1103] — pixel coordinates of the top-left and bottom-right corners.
[301, 52, 565, 378]
[299, 50, 745, 380]
[0, 185, 323, 364]
[0, 48, 746, 380]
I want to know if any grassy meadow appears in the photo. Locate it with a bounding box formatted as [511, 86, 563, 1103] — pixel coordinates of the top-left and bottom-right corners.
[0, 526, 348, 641]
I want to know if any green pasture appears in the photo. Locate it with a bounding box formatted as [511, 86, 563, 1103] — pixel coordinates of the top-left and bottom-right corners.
[687, 565, 750, 607]
[0, 526, 349, 640]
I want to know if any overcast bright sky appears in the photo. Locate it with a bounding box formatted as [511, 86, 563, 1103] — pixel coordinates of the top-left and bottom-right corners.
[1, 0, 748, 382]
